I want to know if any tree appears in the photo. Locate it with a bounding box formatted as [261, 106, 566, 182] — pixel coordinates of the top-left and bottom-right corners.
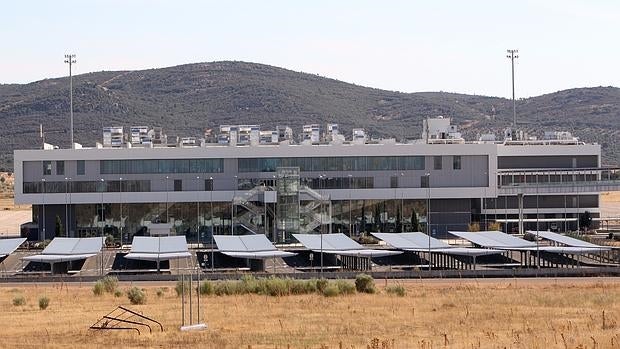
[373, 205, 382, 232]
[579, 211, 592, 231]
[54, 215, 63, 237]
[360, 201, 367, 234]
[411, 210, 422, 232]
[395, 207, 402, 233]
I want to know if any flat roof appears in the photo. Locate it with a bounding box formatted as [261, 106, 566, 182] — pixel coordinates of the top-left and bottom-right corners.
[371, 232, 502, 257]
[213, 234, 296, 259]
[124, 236, 191, 261]
[22, 237, 103, 263]
[292, 233, 401, 258]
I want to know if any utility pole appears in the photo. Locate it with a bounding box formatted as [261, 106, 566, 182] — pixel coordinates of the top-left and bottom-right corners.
[64, 54, 76, 149]
[506, 49, 518, 126]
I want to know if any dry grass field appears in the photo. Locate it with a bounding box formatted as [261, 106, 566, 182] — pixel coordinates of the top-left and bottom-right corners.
[1, 279, 620, 348]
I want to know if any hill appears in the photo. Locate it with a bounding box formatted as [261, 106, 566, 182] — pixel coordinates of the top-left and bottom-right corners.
[0, 61, 618, 170]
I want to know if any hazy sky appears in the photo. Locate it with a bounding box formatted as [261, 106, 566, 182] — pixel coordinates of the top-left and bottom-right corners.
[1, 0, 618, 97]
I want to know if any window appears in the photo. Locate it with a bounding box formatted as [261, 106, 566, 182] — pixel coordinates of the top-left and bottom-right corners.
[453, 156, 462, 170]
[77, 160, 85, 175]
[390, 176, 399, 188]
[205, 178, 214, 191]
[421, 175, 430, 188]
[174, 179, 182, 192]
[56, 161, 65, 175]
[43, 161, 52, 175]
[433, 156, 442, 170]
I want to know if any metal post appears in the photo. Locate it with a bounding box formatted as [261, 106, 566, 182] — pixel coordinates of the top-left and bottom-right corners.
[100, 178, 105, 276]
[181, 274, 185, 326]
[41, 179, 46, 241]
[64, 54, 76, 149]
[165, 176, 169, 224]
[210, 177, 214, 272]
[189, 271, 193, 325]
[119, 177, 123, 248]
[65, 177, 69, 237]
[426, 173, 431, 271]
[320, 175, 324, 275]
[506, 49, 519, 126]
[196, 176, 200, 247]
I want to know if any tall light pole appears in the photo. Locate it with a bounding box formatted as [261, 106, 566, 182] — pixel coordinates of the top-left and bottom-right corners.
[165, 176, 170, 223]
[41, 178, 46, 241]
[506, 49, 519, 127]
[65, 177, 71, 237]
[100, 178, 105, 276]
[119, 177, 123, 248]
[64, 54, 76, 149]
[425, 173, 431, 271]
[209, 176, 214, 272]
[196, 176, 200, 246]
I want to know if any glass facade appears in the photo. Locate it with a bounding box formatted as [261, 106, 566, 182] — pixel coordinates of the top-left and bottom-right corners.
[77, 160, 85, 175]
[100, 158, 224, 174]
[24, 180, 151, 193]
[238, 156, 425, 173]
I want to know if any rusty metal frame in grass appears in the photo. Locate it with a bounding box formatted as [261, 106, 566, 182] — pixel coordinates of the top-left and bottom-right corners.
[90, 305, 164, 335]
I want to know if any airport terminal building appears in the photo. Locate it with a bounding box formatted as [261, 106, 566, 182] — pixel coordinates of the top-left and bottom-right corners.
[14, 118, 605, 243]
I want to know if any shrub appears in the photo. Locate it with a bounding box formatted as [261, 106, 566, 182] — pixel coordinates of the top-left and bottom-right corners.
[199, 281, 213, 295]
[100, 276, 118, 293]
[156, 288, 164, 297]
[322, 283, 340, 297]
[127, 287, 147, 305]
[290, 279, 317, 295]
[316, 278, 328, 293]
[12, 296, 26, 306]
[114, 289, 123, 298]
[386, 285, 406, 297]
[263, 277, 289, 297]
[92, 281, 104, 296]
[38, 296, 50, 310]
[175, 279, 189, 297]
[355, 274, 376, 294]
[335, 280, 356, 295]
[468, 222, 480, 232]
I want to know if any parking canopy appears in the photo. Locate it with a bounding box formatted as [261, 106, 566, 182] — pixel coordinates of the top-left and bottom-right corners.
[372, 232, 502, 257]
[124, 236, 192, 261]
[527, 231, 612, 251]
[213, 234, 296, 259]
[292, 233, 402, 258]
[23, 237, 103, 263]
[449, 231, 536, 250]
[0, 237, 26, 258]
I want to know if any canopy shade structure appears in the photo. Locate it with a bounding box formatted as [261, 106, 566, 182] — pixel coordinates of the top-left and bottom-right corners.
[124, 236, 192, 262]
[527, 231, 612, 250]
[213, 234, 296, 259]
[292, 233, 402, 258]
[23, 237, 103, 263]
[371, 232, 502, 257]
[449, 231, 536, 250]
[450, 231, 607, 255]
[0, 237, 26, 258]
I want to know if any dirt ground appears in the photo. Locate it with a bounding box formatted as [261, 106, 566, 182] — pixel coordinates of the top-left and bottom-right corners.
[1, 278, 619, 348]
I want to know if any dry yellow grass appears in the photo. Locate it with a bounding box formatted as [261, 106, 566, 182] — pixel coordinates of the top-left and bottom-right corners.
[1, 279, 620, 348]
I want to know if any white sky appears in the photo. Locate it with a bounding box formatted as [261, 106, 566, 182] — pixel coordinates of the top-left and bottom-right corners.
[1, 0, 618, 97]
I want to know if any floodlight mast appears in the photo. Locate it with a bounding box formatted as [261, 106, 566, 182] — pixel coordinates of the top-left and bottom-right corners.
[506, 49, 518, 127]
[64, 54, 76, 149]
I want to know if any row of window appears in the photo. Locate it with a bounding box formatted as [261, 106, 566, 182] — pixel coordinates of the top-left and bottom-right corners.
[40, 156, 463, 176]
[100, 159, 224, 174]
[43, 160, 86, 176]
[433, 156, 461, 170]
[23, 180, 151, 194]
[238, 156, 427, 173]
